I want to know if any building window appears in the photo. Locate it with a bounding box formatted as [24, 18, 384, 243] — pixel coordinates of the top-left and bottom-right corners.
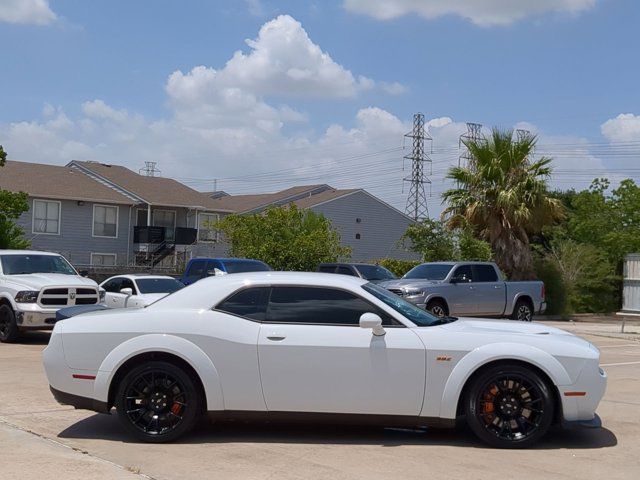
[355, 233, 361, 240]
[93, 205, 119, 238]
[91, 253, 117, 266]
[356, 218, 362, 223]
[153, 210, 176, 228]
[198, 212, 220, 242]
[32, 199, 61, 235]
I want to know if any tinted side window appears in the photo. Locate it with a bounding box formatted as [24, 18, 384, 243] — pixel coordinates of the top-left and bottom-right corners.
[452, 265, 473, 282]
[318, 265, 336, 273]
[103, 278, 122, 293]
[267, 287, 391, 326]
[473, 265, 498, 282]
[336, 266, 357, 276]
[120, 278, 137, 293]
[217, 287, 269, 321]
[187, 260, 206, 277]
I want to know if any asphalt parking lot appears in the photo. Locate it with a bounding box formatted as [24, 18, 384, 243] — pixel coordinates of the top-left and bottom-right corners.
[0, 322, 638, 480]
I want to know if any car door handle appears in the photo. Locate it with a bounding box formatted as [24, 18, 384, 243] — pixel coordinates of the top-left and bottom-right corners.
[494, 285, 503, 289]
[267, 335, 286, 341]
[469, 286, 475, 290]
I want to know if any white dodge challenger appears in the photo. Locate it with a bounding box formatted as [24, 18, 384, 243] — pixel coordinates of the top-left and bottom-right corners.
[43, 272, 606, 448]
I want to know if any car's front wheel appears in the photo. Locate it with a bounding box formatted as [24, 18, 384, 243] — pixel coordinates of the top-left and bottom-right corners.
[115, 361, 201, 443]
[0, 304, 19, 343]
[464, 364, 554, 448]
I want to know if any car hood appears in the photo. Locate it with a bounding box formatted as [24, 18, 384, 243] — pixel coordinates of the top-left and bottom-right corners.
[379, 278, 443, 289]
[440, 318, 572, 336]
[3, 273, 98, 290]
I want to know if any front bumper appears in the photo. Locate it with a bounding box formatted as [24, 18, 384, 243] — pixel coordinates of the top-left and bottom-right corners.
[559, 362, 607, 423]
[15, 307, 58, 329]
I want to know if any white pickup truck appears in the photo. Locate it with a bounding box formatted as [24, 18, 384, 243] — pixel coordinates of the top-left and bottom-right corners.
[0, 250, 102, 342]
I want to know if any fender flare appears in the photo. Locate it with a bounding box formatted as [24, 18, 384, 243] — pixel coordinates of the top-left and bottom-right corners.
[509, 293, 534, 316]
[93, 334, 224, 411]
[424, 293, 449, 309]
[438, 342, 571, 419]
[0, 293, 18, 311]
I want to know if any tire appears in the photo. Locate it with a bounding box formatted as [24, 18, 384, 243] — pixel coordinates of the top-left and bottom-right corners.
[464, 364, 554, 449]
[426, 299, 448, 318]
[0, 304, 20, 343]
[511, 299, 533, 322]
[115, 361, 202, 443]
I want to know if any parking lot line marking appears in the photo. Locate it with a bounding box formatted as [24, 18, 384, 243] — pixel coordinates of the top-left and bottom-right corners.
[599, 344, 640, 348]
[600, 361, 640, 366]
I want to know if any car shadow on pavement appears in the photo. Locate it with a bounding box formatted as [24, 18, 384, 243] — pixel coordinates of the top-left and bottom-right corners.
[58, 414, 617, 450]
[13, 331, 50, 345]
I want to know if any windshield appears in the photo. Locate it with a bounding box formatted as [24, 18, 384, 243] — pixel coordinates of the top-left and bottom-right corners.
[355, 265, 396, 281]
[136, 278, 185, 294]
[0, 254, 77, 275]
[403, 263, 453, 280]
[362, 283, 440, 327]
[224, 261, 271, 274]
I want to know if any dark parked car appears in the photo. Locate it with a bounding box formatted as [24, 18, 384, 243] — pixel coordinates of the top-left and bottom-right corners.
[317, 263, 397, 283]
[180, 258, 271, 285]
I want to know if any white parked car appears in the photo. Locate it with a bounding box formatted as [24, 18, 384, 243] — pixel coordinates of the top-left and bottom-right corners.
[0, 250, 101, 342]
[100, 275, 184, 309]
[43, 272, 606, 448]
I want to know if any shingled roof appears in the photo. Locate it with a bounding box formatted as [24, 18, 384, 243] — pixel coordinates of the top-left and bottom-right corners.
[69, 161, 232, 211]
[206, 184, 331, 213]
[0, 161, 134, 204]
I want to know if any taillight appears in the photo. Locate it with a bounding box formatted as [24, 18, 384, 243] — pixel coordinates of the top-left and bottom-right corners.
[541, 284, 546, 300]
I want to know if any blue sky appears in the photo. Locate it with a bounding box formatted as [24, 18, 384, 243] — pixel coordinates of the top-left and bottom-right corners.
[1, 0, 639, 214]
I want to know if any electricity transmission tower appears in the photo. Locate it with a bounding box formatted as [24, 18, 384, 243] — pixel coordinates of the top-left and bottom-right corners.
[139, 161, 161, 177]
[458, 122, 484, 169]
[403, 113, 432, 221]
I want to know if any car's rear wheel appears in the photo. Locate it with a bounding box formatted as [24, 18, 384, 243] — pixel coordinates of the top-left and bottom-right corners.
[464, 364, 554, 448]
[115, 361, 201, 443]
[426, 299, 448, 318]
[511, 299, 533, 322]
[0, 304, 19, 343]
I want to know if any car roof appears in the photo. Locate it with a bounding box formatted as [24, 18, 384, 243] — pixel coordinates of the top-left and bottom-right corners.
[189, 257, 266, 264]
[149, 271, 369, 310]
[0, 250, 63, 256]
[104, 274, 176, 281]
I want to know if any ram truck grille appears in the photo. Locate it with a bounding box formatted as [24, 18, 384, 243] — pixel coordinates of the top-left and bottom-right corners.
[39, 287, 99, 307]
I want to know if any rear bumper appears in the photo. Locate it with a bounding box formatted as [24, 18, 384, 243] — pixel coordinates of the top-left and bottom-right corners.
[537, 301, 547, 314]
[50, 386, 110, 413]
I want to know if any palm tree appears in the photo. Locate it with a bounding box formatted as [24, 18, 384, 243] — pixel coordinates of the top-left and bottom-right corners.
[442, 128, 563, 280]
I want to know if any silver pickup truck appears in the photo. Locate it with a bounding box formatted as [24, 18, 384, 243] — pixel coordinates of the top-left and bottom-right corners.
[379, 261, 546, 321]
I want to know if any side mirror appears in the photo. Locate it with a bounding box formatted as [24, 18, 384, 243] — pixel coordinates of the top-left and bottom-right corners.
[359, 312, 386, 336]
[120, 287, 133, 296]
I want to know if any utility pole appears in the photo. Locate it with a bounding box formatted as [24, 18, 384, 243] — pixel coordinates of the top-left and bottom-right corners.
[403, 113, 432, 221]
[459, 122, 484, 169]
[139, 161, 161, 177]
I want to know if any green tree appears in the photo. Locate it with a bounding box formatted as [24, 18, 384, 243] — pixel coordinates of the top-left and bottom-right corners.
[442, 128, 563, 280]
[402, 219, 455, 261]
[214, 204, 350, 271]
[402, 219, 492, 262]
[0, 145, 30, 249]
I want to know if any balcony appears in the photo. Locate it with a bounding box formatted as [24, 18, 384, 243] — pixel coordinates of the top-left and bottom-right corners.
[133, 226, 197, 245]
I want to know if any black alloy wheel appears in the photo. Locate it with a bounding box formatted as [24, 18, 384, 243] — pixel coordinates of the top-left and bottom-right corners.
[0, 304, 19, 343]
[115, 361, 201, 442]
[465, 364, 554, 448]
[512, 300, 533, 322]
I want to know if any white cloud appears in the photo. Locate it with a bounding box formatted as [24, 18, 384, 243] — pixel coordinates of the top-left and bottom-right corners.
[380, 81, 408, 95]
[601, 113, 640, 143]
[0, 0, 56, 25]
[343, 0, 597, 26]
[168, 15, 374, 100]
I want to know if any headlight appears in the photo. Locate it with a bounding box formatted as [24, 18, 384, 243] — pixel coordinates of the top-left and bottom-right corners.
[99, 289, 106, 302]
[15, 290, 39, 303]
[404, 288, 424, 296]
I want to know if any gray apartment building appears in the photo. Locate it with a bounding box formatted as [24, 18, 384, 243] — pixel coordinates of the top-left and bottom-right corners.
[0, 160, 419, 268]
